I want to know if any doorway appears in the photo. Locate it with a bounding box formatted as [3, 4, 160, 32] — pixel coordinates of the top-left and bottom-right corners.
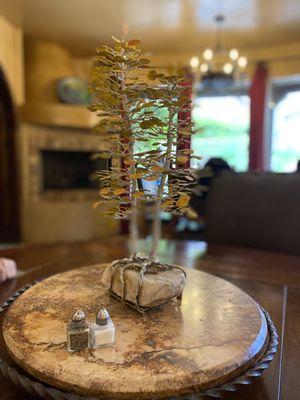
[0, 66, 20, 242]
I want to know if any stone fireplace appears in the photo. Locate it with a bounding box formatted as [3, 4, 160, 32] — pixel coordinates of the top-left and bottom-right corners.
[41, 150, 108, 191]
[19, 123, 119, 243]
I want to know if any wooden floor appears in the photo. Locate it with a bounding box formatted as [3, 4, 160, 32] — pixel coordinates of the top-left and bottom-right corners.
[0, 236, 299, 399]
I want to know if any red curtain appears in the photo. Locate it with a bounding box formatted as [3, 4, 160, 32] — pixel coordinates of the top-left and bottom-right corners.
[249, 62, 268, 171]
[177, 72, 193, 168]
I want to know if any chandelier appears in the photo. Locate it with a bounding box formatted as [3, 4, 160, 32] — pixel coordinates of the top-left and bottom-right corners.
[190, 15, 247, 89]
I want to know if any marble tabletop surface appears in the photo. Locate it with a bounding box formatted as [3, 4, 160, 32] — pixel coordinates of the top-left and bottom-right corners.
[3, 263, 268, 399]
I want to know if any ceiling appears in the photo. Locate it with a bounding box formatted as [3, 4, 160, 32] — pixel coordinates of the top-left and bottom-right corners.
[1, 0, 300, 55]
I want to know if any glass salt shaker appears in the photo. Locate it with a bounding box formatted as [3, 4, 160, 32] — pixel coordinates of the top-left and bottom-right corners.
[67, 310, 90, 352]
[91, 307, 115, 349]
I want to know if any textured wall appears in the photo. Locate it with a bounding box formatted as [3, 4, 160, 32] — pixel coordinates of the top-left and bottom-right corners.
[0, 15, 24, 105]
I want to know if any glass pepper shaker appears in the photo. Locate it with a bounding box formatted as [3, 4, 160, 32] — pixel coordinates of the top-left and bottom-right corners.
[67, 310, 90, 352]
[90, 307, 115, 349]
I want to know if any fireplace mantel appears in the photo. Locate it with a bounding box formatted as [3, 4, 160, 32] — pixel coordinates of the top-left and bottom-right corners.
[19, 102, 98, 129]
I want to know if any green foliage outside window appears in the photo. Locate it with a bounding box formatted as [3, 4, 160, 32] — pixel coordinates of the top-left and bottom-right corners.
[191, 96, 250, 171]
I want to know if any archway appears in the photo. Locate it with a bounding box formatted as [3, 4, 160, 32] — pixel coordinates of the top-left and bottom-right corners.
[0, 65, 20, 242]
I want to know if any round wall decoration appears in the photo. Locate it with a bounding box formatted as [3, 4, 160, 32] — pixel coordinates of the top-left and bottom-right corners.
[56, 77, 90, 105]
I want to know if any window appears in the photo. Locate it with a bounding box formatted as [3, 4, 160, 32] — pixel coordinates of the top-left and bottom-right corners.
[133, 106, 173, 196]
[270, 89, 300, 172]
[191, 95, 250, 171]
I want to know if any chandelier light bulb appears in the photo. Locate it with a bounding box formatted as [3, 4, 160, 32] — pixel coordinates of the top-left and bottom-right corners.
[238, 56, 247, 68]
[190, 56, 200, 69]
[229, 48, 239, 61]
[200, 63, 209, 73]
[223, 63, 233, 74]
[203, 48, 213, 61]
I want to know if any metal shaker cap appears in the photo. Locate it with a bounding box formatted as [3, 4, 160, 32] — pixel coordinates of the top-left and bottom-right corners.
[71, 310, 86, 328]
[96, 307, 110, 326]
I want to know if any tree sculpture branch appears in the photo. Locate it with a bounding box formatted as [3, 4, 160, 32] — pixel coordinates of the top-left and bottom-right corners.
[89, 37, 198, 260]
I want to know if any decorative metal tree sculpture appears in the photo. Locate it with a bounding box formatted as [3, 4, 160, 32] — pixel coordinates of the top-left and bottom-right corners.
[89, 37, 197, 259]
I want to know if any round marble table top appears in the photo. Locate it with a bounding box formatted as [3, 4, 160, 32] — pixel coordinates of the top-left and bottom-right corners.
[3, 264, 268, 399]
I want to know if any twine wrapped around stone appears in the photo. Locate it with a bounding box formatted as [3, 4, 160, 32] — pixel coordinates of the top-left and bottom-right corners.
[101, 256, 186, 313]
